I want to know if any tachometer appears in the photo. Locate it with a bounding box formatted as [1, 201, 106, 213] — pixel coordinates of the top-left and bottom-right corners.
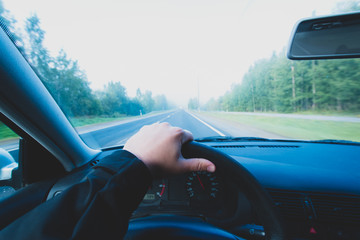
[186, 171, 219, 202]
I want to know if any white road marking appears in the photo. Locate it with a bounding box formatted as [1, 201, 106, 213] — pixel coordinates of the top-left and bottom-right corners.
[159, 112, 176, 122]
[77, 110, 174, 134]
[186, 111, 225, 136]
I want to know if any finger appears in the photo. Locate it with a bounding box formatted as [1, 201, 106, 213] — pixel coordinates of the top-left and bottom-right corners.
[181, 129, 194, 144]
[178, 157, 216, 173]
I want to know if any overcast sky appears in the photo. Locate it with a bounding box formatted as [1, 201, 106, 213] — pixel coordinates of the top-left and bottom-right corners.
[4, 0, 340, 106]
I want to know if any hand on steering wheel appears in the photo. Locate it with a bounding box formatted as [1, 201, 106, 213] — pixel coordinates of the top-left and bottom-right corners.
[124, 122, 215, 177]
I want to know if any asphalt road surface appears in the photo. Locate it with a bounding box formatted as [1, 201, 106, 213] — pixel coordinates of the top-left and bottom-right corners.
[7, 108, 355, 151]
[80, 109, 227, 149]
[0, 109, 278, 151]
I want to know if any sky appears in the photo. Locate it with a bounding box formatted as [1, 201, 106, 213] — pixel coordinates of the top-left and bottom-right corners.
[3, 0, 340, 106]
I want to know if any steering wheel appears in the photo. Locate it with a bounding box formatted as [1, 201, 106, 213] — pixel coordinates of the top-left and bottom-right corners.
[125, 141, 286, 240]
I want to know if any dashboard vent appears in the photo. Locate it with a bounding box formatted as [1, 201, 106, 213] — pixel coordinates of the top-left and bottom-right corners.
[268, 189, 360, 226]
[212, 145, 246, 148]
[258, 145, 299, 148]
[310, 193, 360, 225]
[212, 145, 299, 149]
[267, 190, 308, 221]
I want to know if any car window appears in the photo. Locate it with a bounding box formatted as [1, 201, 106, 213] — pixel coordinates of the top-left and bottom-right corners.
[0, 121, 19, 200]
[1, 0, 359, 150]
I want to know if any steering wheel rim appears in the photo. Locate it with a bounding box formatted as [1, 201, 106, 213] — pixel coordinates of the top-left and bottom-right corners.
[125, 141, 286, 240]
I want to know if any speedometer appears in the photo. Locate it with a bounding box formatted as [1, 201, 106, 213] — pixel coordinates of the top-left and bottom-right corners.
[186, 171, 219, 202]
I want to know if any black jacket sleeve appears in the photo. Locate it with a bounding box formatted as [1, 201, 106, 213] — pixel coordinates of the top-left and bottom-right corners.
[0, 150, 152, 240]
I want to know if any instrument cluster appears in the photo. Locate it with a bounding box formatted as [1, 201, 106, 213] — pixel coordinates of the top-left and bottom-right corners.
[141, 171, 221, 207]
[133, 170, 240, 220]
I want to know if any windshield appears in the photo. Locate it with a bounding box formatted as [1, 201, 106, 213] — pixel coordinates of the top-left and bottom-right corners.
[1, 0, 359, 149]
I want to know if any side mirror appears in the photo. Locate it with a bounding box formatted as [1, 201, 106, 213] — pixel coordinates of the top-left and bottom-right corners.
[287, 12, 360, 60]
[0, 148, 18, 181]
[0, 148, 18, 199]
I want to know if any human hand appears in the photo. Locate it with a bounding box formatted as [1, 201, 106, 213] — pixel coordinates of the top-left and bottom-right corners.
[124, 122, 215, 177]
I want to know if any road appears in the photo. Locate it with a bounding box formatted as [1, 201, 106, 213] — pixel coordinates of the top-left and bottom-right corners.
[5, 108, 357, 151]
[79, 109, 228, 149]
[1, 108, 357, 163]
[0, 109, 285, 151]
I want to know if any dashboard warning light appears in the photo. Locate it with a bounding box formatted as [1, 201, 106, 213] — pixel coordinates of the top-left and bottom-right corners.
[310, 227, 317, 234]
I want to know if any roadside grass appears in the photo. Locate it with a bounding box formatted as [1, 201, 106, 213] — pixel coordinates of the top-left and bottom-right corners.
[69, 115, 131, 127]
[200, 112, 360, 142]
[0, 116, 132, 142]
[69, 111, 166, 128]
[0, 111, 169, 142]
[291, 110, 360, 118]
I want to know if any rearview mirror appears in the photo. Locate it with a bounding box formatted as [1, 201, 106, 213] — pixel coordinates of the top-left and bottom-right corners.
[287, 12, 360, 60]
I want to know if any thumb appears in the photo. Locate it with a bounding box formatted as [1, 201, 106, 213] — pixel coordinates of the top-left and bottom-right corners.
[178, 157, 216, 173]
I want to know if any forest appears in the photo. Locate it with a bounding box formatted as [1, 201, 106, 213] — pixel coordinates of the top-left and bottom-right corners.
[0, 2, 170, 119]
[2, 0, 360, 120]
[198, 54, 360, 113]
[190, 1, 360, 114]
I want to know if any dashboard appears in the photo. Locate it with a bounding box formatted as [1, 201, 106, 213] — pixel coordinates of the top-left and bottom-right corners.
[45, 140, 360, 239]
[131, 140, 360, 239]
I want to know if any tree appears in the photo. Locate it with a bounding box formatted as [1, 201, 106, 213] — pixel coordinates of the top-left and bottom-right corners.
[25, 14, 101, 116]
[136, 89, 155, 114]
[205, 51, 360, 113]
[203, 98, 221, 111]
[100, 81, 129, 116]
[0, 0, 25, 55]
[52, 50, 100, 116]
[3, 4, 169, 118]
[188, 98, 199, 110]
[25, 14, 53, 77]
[332, 0, 360, 13]
[153, 95, 168, 111]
